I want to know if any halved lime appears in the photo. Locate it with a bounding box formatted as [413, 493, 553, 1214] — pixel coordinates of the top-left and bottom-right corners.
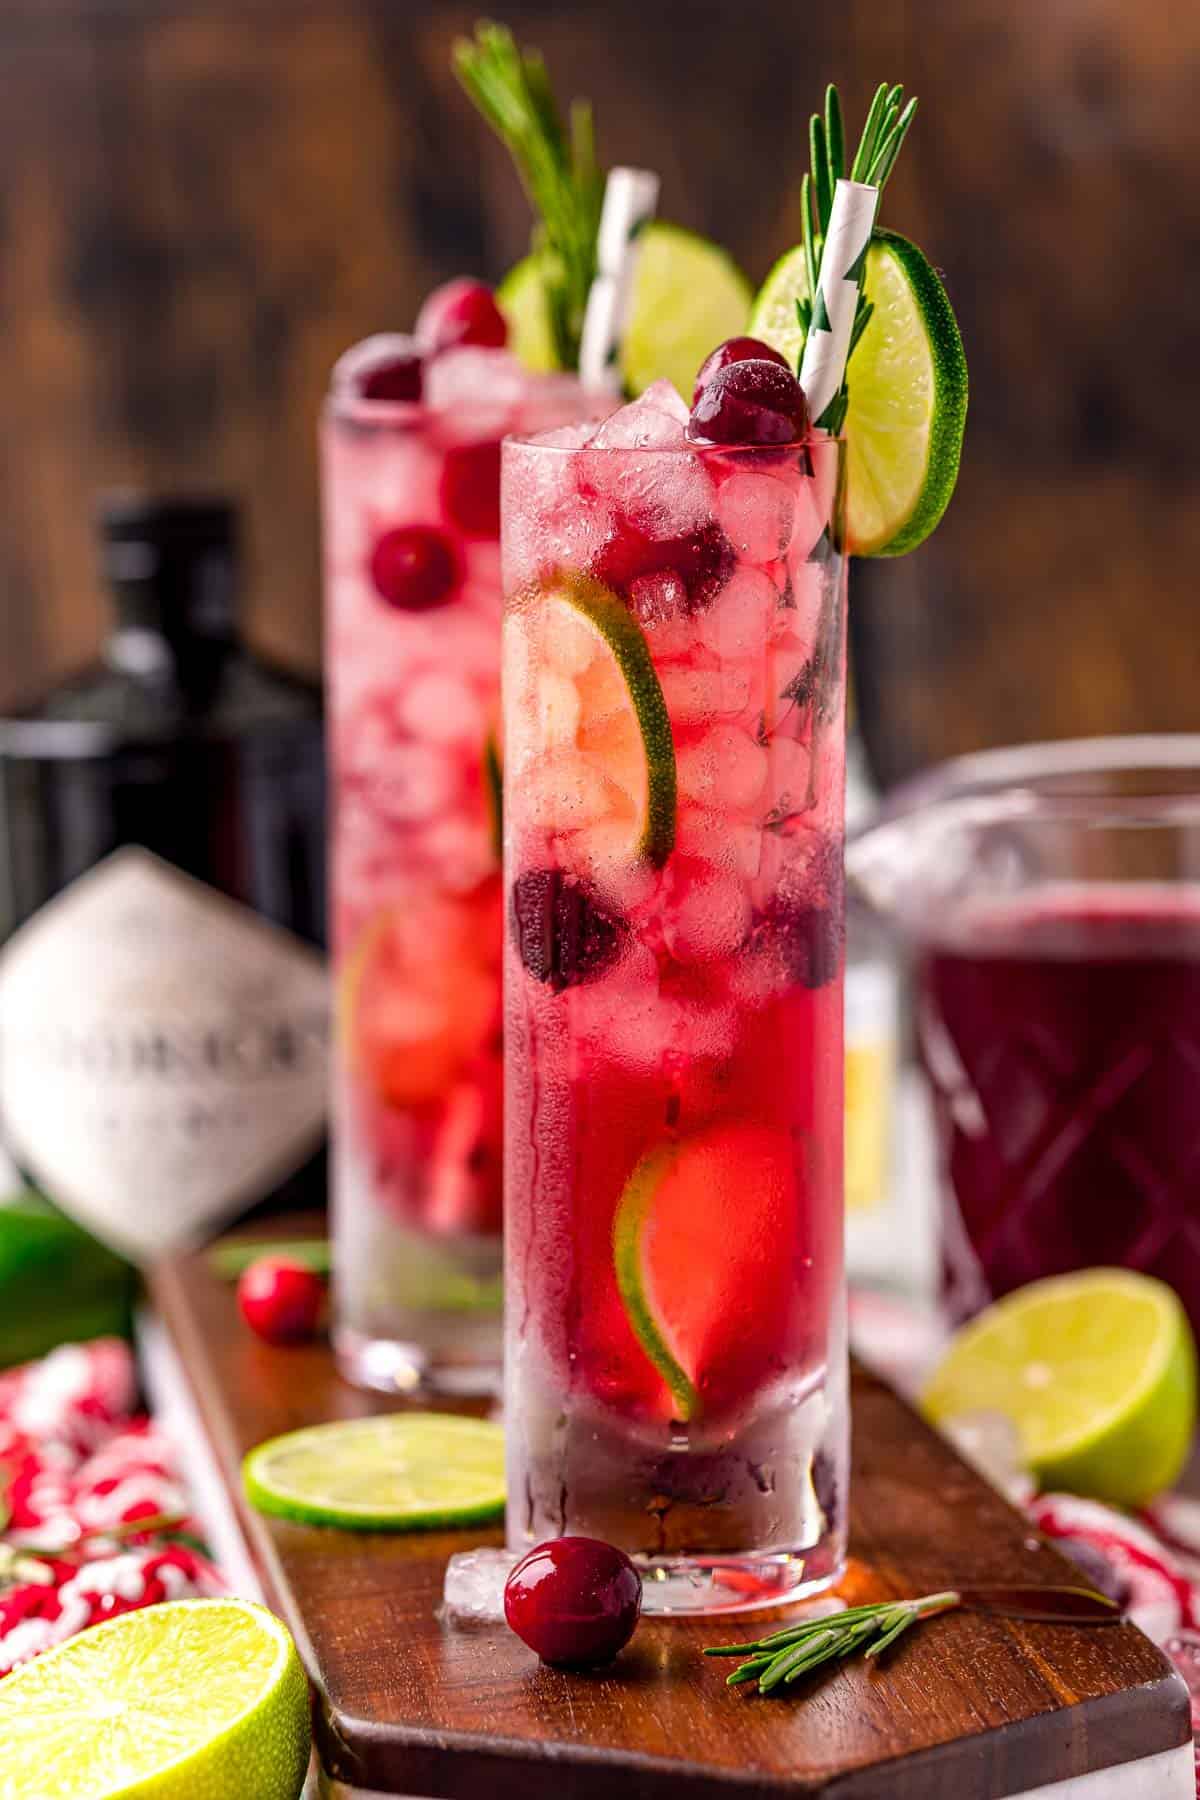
[243, 1412, 506, 1530]
[613, 1123, 800, 1423]
[750, 228, 967, 556]
[0, 1597, 310, 1800]
[528, 572, 677, 867]
[922, 1269, 1197, 1508]
[499, 222, 751, 401]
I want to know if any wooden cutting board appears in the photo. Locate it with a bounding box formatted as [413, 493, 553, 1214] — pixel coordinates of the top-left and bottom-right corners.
[147, 1221, 1192, 1799]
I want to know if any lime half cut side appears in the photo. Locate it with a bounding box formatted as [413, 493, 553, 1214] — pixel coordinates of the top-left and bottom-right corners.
[0, 1597, 310, 1800]
[243, 1412, 506, 1530]
[922, 1269, 1197, 1508]
[499, 222, 751, 401]
[750, 228, 967, 556]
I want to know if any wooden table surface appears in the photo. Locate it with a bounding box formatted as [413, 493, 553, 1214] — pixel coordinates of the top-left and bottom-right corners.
[148, 1223, 1191, 1799]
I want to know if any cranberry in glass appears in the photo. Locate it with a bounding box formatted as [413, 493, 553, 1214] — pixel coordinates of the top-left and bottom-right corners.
[359, 348, 424, 403]
[416, 278, 509, 353]
[440, 440, 503, 537]
[337, 334, 425, 403]
[692, 335, 789, 405]
[504, 1537, 643, 1667]
[591, 517, 735, 616]
[237, 1257, 324, 1346]
[369, 524, 458, 611]
[688, 360, 810, 447]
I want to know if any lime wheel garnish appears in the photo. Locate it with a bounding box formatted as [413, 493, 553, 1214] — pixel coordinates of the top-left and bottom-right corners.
[750, 228, 967, 556]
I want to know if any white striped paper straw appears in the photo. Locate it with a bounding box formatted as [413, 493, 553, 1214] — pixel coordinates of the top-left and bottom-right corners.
[579, 166, 661, 393]
[799, 178, 879, 428]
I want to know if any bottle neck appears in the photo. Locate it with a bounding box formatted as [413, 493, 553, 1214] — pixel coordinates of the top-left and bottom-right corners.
[103, 533, 239, 698]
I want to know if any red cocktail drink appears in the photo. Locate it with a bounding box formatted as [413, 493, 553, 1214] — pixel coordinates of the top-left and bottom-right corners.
[323, 322, 593, 1393]
[501, 387, 847, 1612]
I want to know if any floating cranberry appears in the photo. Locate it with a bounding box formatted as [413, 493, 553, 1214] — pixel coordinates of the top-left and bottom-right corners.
[237, 1257, 324, 1346]
[369, 524, 458, 611]
[591, 517, 735, 617]
[753, 896, 843, 990]
[692, 336, 789, 405]
[359, 348, 424, 403]
[688, 360, 810, 448]
[441, 440, 503, 537]
[504, 1537, 642, 1667]
[416, 278, 509, 353]
[335, 334, 425, 403]
[511, 869, 624, 991]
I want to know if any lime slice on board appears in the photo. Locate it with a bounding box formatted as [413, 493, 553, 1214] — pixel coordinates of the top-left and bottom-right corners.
[922, 1269, 1197, 1508]
[0, 1597, 310, 1800]
[499, 222, 751, 401]
[750, 228, 967, 556]
[613, 1123, 799, 1422]
[243, 1412, 506, 1530]
[521, 572, 677, 867]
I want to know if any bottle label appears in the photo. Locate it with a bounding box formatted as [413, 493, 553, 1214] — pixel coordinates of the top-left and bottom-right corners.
[0, 848, 329, 1257]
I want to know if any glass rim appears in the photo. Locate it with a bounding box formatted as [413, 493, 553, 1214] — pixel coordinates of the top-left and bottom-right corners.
[863, 735, 1200, 835]
[502, 425, 846, 457]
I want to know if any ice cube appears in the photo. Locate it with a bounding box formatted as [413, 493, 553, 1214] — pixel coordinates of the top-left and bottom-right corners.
[397, 671, 486, 749]
[940, 1410, 1034, 1506]
[716, 471, 796, 562]
[589, 388, 688, 452]
[425, 346, 524, 418]
[658, 664, 751, 722]
[441, 1547, 517, 1625]
[664, 872, 751, 963]
[676, 726, 768, 815]
[696, 567, 779, 660]
[525, 420, 596, 450]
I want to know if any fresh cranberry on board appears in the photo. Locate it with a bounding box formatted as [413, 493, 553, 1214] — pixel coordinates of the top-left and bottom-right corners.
[237, 1257, 324, 1346]
[504, 1536, 643, 1666]
[416, 279, 509, 354]
[688, 359, 811, 448]
[692, 335, 790, 405]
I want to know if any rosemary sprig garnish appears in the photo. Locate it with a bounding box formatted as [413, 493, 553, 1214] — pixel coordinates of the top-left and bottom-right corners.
[707, 1583, 1120, 1693]
[455, 20, 604, 372]
[796, 81, 918, 432]
[707, 1590, 959, 1691]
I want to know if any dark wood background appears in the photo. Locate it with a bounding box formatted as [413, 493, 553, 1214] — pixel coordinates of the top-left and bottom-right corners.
[3, 0, 1199, 784]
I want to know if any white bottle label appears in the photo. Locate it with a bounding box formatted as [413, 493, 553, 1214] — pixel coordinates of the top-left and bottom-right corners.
[0, 848, 329, 1258]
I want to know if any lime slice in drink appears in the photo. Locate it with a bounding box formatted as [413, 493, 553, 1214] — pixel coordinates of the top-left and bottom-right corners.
[0, 1597, 310, 1800]
[243, 1412, 506, 1530]
[499, 222, 751, 400]
[483, 727, 503, 861]
[922, 1270, 1197, 1508]
[519, 572, 677, 867]
[613, 1123, 799, 1422]
[749, 228, 967, 556]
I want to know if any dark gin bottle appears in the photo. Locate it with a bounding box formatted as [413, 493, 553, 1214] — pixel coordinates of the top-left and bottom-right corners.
[0, 496, 328, 1255]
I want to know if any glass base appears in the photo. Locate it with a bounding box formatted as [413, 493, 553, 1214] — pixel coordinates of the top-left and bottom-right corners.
[636, 1548, 844, 1616]
[333, 1325, 500, 1399]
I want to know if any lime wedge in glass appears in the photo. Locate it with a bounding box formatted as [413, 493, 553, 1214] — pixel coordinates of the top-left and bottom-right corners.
[613, 1123, 800, 1423]
[922, 1269, 1197, 1508]
[508, 572, 677, 871]
[500, 222, 751, 401]
[0, 1597, 310, 1800]
[243, 1412, 506, 1530]
[750, 227, 967, 556]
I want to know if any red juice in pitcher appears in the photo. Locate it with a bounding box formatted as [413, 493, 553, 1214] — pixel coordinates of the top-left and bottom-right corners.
[917, 885, 1200, 1329]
